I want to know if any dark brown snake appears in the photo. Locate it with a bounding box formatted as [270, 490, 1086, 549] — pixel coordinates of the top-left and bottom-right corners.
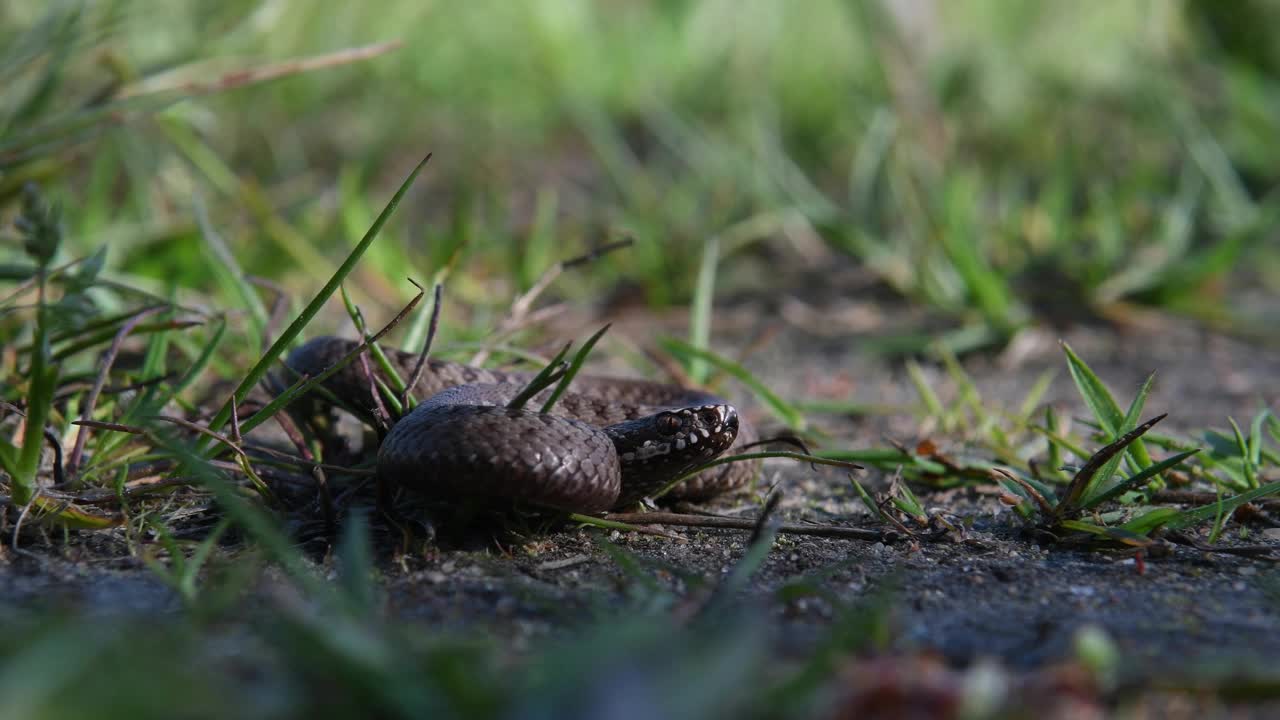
[285, 337, 760, 513]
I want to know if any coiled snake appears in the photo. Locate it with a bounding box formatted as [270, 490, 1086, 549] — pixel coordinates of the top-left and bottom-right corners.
[286, 337, 760, 513]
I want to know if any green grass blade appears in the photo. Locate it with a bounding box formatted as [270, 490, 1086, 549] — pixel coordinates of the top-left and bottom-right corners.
[1060, 348, 1154, 496]
[905, 360, 944, 419]
[687, 234, 719, 384]
[1017, 369, 1057, 421]
[506, 343, 572, 411]
[1061, 341, 1125, 434]
[336, 512, 378, 613]
[1121, 507, 1183, 536]
[938, 172, 1021, 331]
[201, 153, 431, 444]
[891, 480, 926, 519]
[1228, 417, 1258, 489]
[13, 302, 57, 505]
[1117, 371, 1155, 458]
[712, 520, 780, 605]
[194, 193, 268, 342]
[339, 284, 407, 416]
[1248, 410, 1270, 469]
[849, 477, 886, 521]
[1079, 450, 1200, 510]
[817, 447, 949, 475]
[1091, 371, 1157, 495]
[1165, 479, 1280, 531]
[1043, 406, 1067, 482]
[541, 325, 610, 413]
[1056, 414, 1166, 517]
[660, 337, 805, 431]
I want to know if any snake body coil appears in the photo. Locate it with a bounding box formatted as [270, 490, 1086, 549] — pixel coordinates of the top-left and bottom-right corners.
[286, 337, 760, 512]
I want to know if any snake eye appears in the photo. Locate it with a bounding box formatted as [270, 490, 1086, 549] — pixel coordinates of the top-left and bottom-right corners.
[657, 413, 682, 435]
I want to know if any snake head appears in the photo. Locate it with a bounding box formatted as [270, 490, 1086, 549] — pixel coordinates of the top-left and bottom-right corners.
[605, 403, 740, 499]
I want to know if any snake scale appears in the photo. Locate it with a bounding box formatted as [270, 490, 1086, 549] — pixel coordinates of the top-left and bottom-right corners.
[286, 337, 760, 513]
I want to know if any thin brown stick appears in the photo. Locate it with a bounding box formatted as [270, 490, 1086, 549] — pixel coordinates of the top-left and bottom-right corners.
[10, 486, 41, 551]
[356, 349, 392, 430]
[399, 282, 442, 409]
[119, 40, 404, 99]
[154, 416, 255, 464]
[1166, 531, 1280, 561]
[229, 393, 243, 444]
[54, 372, 173, 401]
[1150, 489, 1280, 507]
[71, 419, 148, 434]
[991, 467, 1058, 516]
[348, 280, 433, 425]
[271, 410, 335, 532]
[561, 237, 635, 269]
[65, 306, 166, 478]
[601, 511, 890, 541]
[52, 319, 203, 362]
[43, 479, 193, 505]
[72, 419, 373, 478]
[0, 257, 88, 306]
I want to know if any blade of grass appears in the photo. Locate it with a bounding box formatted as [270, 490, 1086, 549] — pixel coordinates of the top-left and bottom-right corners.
[506, 343, 573, 411]
[938, 171, 1022, 332]
[1017, 368, 1057, 421]
[1061, 341, 1126, 433]
[541, 325, 610, 413]
[1229, 417, 1259, 489]
[12, 296, 56, 506]
[193, 191, 268, 342]
[849, 477, 887, 521]
[1122, 507, 1184, 536]
[200, 153, 431, 446]
[660, 338, 805, 431]
[687, 234, 719, 385]
[905, 360, 945, 419]
[1055, 413, 1166, 518]
[340, 284, 405, 418]
[1164, 479, 1280, 531]
[1248, 410, 1270, 469]
[1079, 450, 1200, 511]
[1059, 519, 1155, 547]
[235, 287, 426, 438]
[1083, 372, 1158, 500]
[1061, 345, 1155, 481]
[88, 318, 229, 470]
[890, 479, 926, 519]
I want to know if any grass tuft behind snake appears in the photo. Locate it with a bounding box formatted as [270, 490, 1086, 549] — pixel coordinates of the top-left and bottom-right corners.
[285, 336, 761, 512]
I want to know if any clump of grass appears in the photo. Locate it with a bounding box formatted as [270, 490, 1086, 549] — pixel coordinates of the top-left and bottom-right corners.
[812, 331, 1277, 553]
[975, 344, 1278, 548]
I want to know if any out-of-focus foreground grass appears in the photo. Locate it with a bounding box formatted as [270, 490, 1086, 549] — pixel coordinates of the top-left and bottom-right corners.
[3, 0, 1278, 349]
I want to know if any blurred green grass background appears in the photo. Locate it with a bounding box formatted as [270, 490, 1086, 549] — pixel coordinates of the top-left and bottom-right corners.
[3, 0, 1280, 343]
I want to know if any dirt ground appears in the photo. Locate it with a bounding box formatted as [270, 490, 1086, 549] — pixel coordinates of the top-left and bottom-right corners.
[2, 268, 1278, 701]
